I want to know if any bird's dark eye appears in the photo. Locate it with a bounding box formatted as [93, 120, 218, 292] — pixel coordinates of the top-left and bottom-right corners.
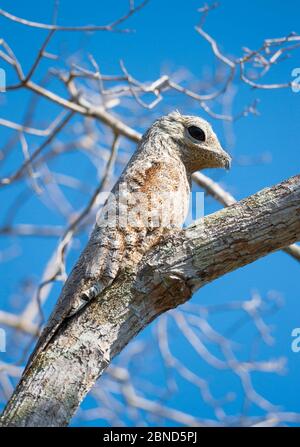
[187, 126, 206, 142]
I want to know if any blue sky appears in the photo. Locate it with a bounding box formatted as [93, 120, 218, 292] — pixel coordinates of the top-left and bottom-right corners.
[0, 0, 300, 426]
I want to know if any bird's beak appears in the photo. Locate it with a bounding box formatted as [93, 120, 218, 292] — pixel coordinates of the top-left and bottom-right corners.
[224, 154, 232, 170]
[216, 147, 232, 170]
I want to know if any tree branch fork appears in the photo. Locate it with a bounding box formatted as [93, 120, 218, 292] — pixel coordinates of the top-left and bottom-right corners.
[1, 174, 300, 426]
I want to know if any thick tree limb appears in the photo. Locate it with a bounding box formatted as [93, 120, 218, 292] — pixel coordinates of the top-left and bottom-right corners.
[192, 171, 300, 261]
[1, 174, 300, 427]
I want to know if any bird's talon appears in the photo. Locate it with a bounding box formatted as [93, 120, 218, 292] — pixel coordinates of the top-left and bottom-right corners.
[81, 282, 102, 302]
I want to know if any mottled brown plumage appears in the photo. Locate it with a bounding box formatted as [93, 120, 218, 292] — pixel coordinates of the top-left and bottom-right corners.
[27, 111, 231, 366]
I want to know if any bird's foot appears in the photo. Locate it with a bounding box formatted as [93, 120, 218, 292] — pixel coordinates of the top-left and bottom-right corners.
[67, 282, 103, 318]
[82, 282, 103, 301]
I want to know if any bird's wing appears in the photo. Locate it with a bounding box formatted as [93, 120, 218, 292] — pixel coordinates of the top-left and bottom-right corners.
[24, 221, 124, 373]
[24, 157, 182, 373]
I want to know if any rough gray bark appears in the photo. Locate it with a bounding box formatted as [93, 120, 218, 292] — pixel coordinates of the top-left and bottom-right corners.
[1, 174, 300, 427]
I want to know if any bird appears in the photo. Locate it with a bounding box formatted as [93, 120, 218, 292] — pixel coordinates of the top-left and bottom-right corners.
[26, 111, 231, 368]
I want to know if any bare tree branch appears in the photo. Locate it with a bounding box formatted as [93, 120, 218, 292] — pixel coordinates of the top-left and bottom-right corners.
[0, 1, 149, 33]
[1, 174, 299, 427]
[193, 172, 300, 262]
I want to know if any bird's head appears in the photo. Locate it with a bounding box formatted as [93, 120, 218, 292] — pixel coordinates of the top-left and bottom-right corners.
[154, 111, 231, 173]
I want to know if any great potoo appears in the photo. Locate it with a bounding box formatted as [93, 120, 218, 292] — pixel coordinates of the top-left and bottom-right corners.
[27, 111, 231, 365]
